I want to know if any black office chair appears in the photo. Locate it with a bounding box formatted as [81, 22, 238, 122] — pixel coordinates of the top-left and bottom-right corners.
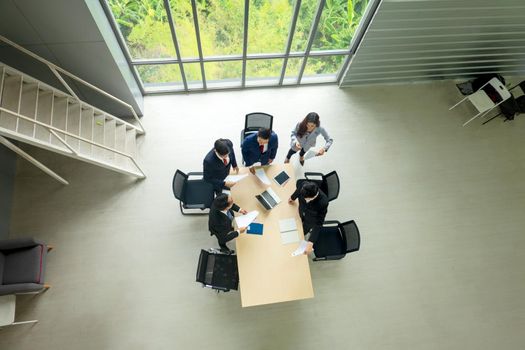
[313, 220, 360, 261]
[196, 249, 239, 292]
[172, 170, 214, 215]
[296, 171, 340, 202]
[240, 112, 273, 144]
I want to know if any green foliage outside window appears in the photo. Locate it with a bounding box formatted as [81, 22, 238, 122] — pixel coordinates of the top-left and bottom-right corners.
[108, 0, 369, 86]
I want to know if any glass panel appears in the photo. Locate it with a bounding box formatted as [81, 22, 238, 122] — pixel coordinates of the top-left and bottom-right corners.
[168, 0, 199, 58]
[246, 59, 283, 86]
[301, 55, 346, 82]
[136, 64, 183, 88]
[196, 0, 245, 56]
[204, 61, 242, 88]
[282, 57, 304, 84]
[311, 0, 369, 51]
[247, 0, 294, 54]
[108, 0, 176, 59]
[290, 0, 318, 52]
[184, 63, 203, 89]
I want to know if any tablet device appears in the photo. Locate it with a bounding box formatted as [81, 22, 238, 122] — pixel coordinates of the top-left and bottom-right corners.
[273, 171, 290, 186]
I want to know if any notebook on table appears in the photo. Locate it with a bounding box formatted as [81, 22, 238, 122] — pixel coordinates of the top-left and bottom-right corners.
[279, 218, 300, 244]
[255, 187, 281, 210]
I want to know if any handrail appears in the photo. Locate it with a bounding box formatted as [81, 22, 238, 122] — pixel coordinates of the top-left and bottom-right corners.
[0, 34, 146, 134]
[0, 106, 146, 178]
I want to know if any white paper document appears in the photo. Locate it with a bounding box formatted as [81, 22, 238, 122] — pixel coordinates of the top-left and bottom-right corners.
[291, 240, 309, 257]
[304, 149, 318, 160]
[234, 210, 259, 228]
[224, 174, 248, 183]
[279, 218, 299, 244]
[255, 168, 271, 185]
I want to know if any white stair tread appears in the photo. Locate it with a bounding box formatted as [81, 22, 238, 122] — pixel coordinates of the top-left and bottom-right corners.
[35, 90, 53, 143]
[50, 96, 68, 149]
[79, 107, 94, 156]
[66, 102, 80, 151]
[17, 82, 38, 137]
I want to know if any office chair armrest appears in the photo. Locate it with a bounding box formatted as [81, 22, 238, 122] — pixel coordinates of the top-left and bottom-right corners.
[322, 220, 340, 227]
[0, 237, 44, 251]
[187, 172, 204, 180]
[304, 172, 323, 181]
[0, 283, 44, 296]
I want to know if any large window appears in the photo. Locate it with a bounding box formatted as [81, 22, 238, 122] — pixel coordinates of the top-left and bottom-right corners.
[106, 0, 371, 93]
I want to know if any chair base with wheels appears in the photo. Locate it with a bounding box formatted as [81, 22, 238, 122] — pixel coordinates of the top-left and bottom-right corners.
[196, 249, 239, 293]
[313, 220, 360, 261]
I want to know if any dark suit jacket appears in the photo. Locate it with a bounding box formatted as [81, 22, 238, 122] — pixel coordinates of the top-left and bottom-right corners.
[208, 202, 241, 244]
[241, 132, 278, 166]
[291, 188, 329, 243]
[203, 139, 238, 191]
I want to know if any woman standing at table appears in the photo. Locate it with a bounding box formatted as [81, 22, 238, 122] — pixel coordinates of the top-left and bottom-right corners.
[284, 112, 333, 165]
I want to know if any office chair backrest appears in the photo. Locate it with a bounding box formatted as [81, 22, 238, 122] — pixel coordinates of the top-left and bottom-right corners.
[324, 171, 340, 202]
[244, 112, 273, 131]
[340, 220, 360, 254]
[172, 170, 187, 201]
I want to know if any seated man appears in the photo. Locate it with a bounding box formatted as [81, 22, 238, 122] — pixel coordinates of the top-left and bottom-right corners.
[208, 193, 248, 254]
[241, 128, 278, 173]
[203, 138, 239, 195]
[288, 181, 329, 255]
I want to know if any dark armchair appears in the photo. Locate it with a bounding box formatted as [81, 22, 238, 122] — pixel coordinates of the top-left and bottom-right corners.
[313, 220, 360, 261]
[297, 170, 340, 202]
[172, 170, 214, 215]
[0, 237, 52, 296]
[196, 249, 239, 292]
[240, 112, 273, 144]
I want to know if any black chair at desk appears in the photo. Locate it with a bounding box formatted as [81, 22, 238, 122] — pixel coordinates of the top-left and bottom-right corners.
[297, 170, 340, 202]
[313, 220, 360, 261]
[240, 112, 273, 144]
[172, 170, 214, 215]
[196, 249, 239, 292]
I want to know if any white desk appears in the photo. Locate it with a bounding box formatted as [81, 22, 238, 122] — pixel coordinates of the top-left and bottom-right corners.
[0, 295, 38, 327]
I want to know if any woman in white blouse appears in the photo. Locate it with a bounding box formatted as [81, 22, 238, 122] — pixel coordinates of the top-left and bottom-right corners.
[284, 112, 333, 165]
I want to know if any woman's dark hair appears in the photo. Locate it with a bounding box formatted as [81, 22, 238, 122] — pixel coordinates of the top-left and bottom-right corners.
[296, 112, 320, 138]
[214, 139, 229, 156]
[214, 193, 230, 210]
[300, 181, 319, 199]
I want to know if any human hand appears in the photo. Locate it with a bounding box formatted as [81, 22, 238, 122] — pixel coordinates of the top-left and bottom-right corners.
[238, 226, 247, 233]
[295, 142, 301, 149]
[239, 209, 248, 215]
[304, 241, 314, 255]
[249, 167, 255, 175]
[288, 197, 295, 204]
[233, 167, 239, 174]
[225, 181, 236, 188]
[268, 159, 274, 164]
[316, 148, 325, 156]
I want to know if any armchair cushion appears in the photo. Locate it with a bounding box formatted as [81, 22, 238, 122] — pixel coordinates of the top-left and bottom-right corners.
[3, 245, 46, 284]
[0, 283, 44, 296]
[313, 226, 344, 258]
[0, 237, 43, 251]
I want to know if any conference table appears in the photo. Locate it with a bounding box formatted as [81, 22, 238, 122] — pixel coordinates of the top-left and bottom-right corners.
[231, 163, 314, 307]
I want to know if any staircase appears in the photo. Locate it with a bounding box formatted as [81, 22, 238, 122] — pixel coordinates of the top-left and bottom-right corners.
[0, 35, 146, 181]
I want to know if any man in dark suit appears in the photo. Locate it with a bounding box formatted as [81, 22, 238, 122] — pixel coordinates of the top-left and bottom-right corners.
[208, 193, 248, 254]
[288, 181, 329, 255]
[203, 139, 239, 195]
[241, 128, 278, 173]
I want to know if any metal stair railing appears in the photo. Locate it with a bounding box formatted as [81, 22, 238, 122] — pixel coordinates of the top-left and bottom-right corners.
[0, 34, 145, 135]
[0, 105, 146, 178]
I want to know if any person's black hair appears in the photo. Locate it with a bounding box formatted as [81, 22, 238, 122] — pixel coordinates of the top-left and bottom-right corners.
[214, 193, 230, 210]
[297, 112, 320, 138]
[300, 181, 319, 199]
[214, 139, 229, 156]
[257, 127, 271, 140]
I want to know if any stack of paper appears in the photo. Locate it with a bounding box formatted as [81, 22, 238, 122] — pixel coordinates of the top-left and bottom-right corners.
[304, 149, 318, 160]
[255, 168, 271, 185]
[224, 174, 249, 183]
[291, 240, 309, 256]
[234, 210, 259, 228]
[279, 218, 299, 244]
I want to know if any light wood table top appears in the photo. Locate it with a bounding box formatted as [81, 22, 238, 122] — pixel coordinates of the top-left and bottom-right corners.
[231, 164, 314, 307]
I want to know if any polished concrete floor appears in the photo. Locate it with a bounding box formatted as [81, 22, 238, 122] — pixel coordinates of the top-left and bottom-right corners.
[1, 81, 525, 349]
